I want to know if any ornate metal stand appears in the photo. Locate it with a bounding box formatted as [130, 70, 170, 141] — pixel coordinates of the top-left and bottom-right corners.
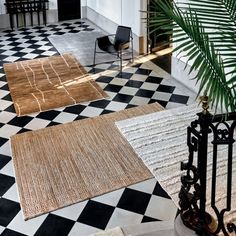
[179, 96, 236, 236]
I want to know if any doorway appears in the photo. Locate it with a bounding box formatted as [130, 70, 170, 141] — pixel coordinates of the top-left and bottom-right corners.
[147, 0, 172, 52]
[57, 0, 81, 21]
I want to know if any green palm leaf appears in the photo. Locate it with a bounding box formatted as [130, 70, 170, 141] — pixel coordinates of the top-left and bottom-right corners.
[147, 0, 236, 112]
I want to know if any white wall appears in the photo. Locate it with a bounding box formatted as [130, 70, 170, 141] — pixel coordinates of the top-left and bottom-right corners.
[0, 0, 6, 14]
[86, 0, 148, 53]
[87, 0, 145, 36]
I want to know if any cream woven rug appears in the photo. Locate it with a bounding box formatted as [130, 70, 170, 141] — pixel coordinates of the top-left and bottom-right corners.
[116, 104, 236, 225]
[4, 53, 108, 116]
[10, 103, 163, 220]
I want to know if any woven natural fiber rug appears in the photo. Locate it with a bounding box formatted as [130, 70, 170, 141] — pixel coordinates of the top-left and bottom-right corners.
[116, 104, 236, 225]
[4, 53, 108, 116]
[10, 103, 163, 220]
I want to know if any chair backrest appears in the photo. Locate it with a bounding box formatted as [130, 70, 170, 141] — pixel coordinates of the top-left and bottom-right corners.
[114, 26, 132, 51]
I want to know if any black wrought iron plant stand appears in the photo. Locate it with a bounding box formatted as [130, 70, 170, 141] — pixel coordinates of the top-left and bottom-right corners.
[179, 96, 236, 236]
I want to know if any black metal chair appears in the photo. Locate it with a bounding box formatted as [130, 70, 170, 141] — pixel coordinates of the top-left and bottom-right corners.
[93, 25, 134, 72]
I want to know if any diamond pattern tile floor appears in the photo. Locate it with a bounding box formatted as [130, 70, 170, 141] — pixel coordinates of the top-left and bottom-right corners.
[0, 19, 197, 235]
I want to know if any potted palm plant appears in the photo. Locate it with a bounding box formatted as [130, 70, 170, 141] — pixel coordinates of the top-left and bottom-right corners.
[146, 0, 236, 235]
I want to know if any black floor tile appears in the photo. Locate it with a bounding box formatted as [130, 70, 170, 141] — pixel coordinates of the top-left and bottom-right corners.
[104, 84, 122, 93]
[0, 138, 8, 147]
[100, 109, 114, 115]
[0, 174, 15, 196]
[116, 72, 133, 79]
[142, 215, 160, 223]
[16, 128, 31, 134]
[34, 214, 75, 236]
[46, 121, 61, 127]
[152, 182, 171, 199]
[170, 94, 189, 104]
[152, 99, 168, 108]
[73, 115, 87, 121]
[36, 110, 61, 120]
[96, 76, 113, 83]
[89, 100, 110, 109]
[8, 116, 34, 127]
[77, 200, 115, 230]
[125, 80, 143, 88]
[157, 84, 175, 93]
[117, 188, 151, 215]
[0, 154, 11, 170]
[0, 198, 20, 227]
[135, 89, 155, 98]
[0, 84, 9, 91]
[135, 68, 152, 76]
[1, 229, 27, 236]
[146, 76, 163, 84]
[151, 53, 172, 74]
[126, 104, 137, 109]
[1, 94, 12, 101]
[4, 104, 16, 113]
[113, 94, 133, 103]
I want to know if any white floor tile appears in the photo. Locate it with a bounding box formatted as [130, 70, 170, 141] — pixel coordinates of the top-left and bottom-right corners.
[130, 74, 147, 82]
[104, 91, 117, 100]
[145, 195, 177, 221]
[152, 91, 172, 101]
[7, 211, 47, 236]
[22, 53, 39, 59]
[105, 101, 127, 111]
[52, 112, 77, 123]
[140, 82, 159, 91]
[119, 87, 139, 96]
[24, 118, 50, 130]
[53, 200, 88, 221]
[0, 100, 13, 110]
[0, 226, 5, 234]
[80, 107, 104, 117]
[96, 82, 107, 89]
[128, 178, 156, 194]
[41, 51, 57, 57]
[0, 124, 21, 139]
[109, 78, 128, 86]
[68, 222, 101, 236]
[129, 96, 150, 106]
[4, 56, 20, 62]
[0, 160, 15, 177]
[106, 208, 143, 229]
[0, 90, 9, 99]
[3, 184, 20, 202]
[92, 188, 124, 207]
[0, 111, 15, 123]
[0, 140, 11, 156]
[2, 50, 17, 56]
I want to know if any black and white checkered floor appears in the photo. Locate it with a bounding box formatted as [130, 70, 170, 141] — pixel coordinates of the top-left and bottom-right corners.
[0, 19, 196, 235]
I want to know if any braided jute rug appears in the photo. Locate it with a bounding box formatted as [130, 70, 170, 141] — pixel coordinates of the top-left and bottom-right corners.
[116, 104, 236, 226]
[4, 53, 108, 116]
[11, 102, 163, 220]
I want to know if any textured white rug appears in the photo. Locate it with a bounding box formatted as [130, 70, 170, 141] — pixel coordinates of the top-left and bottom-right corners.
[116, 104, 236, 224]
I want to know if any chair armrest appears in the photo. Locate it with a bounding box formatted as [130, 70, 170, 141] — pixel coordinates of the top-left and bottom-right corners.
[96, 34, 115, 41]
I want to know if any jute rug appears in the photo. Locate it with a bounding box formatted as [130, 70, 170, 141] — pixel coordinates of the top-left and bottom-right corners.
[10, 102, 163, 220]
[116, 104, 236, 225]
[4, 53, 108, 116]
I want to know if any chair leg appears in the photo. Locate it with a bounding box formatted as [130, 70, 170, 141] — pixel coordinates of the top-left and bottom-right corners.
[93, 41, 97, 66]
[131, 36, 134, 62]
[120, 50, 122, 73]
